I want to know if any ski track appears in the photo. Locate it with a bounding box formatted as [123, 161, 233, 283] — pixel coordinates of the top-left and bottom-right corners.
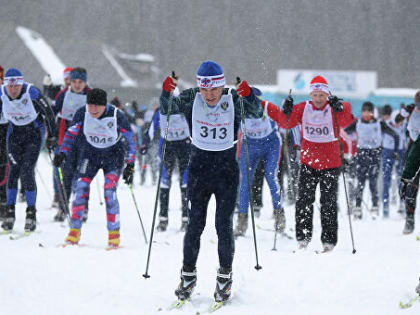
[0, 152, 419, 315]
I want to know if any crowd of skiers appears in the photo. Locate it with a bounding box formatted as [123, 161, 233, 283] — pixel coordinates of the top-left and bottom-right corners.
[0, 61, 419, 301]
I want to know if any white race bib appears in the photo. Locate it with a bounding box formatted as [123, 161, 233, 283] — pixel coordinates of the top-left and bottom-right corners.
[1, 84, 37, 126]
[58, 88, 86, 121]
[243, 101, 275, 139]
[192, 93, 235, 151]
[407, 110, 420, 142]
[160, 113, 190, 141]
[356, 120, 382, 149]
[83, 106, 119, 149]
[302, 101, 335, 143]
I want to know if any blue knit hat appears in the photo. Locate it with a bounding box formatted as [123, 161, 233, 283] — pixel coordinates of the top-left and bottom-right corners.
[196, 61, 225, 88]
[4, 68, 23, 85]
[70, 69, 87, 82]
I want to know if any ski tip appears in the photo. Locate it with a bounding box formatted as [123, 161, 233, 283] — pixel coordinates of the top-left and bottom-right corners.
[209, 301, 223, 313]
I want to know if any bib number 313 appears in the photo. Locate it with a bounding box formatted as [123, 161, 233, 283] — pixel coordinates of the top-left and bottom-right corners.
[200, 126, 227, 139]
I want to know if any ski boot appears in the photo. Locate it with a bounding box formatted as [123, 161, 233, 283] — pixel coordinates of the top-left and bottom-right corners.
[403, 214, 415, 235]
[175, 267, 197, 300]
[54, 209, 66, 222]
[383, 205, 389, 218]
[233, 213, 248, 237]
[156, 216, 168, 231]
[24, 206, 37, 232]
[214, 267, 233, 302]
[65, 228, 81, 245]
[321, 243, 335, 253]
[180, 216, 188, 232]
[0, 202, 6, 221]
[274, 208, 286, 233]
[370, 205, 379, 218]
[353, 206, 362, 220]
[108, 230, 120, 248]
[1, 205, 15, 231]
[297, 239, 309, 250]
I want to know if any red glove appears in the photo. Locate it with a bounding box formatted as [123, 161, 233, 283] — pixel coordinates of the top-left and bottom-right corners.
[162, 76, 177, 93]
[236, 80, 251, 97]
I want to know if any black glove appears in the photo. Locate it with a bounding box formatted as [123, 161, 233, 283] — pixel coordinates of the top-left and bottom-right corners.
[53, 152, 66, 168]
[139, 145, 148, 155]
[283, 96, 294, 116]
[328, 95, 343, 112]
[400, 179, 409, 200]
[122, 163, 135, 185]
[46, 137, 57, 152]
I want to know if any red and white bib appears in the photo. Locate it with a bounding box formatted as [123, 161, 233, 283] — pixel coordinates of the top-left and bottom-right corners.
[302, 101, 335, 143]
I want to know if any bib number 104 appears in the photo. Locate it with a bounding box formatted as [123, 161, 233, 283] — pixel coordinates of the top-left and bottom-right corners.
[200, 126, 227, 139]
[305, 126, 330, 136]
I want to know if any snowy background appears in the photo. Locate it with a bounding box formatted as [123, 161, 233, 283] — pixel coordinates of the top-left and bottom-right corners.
[0, 153, 419, 315]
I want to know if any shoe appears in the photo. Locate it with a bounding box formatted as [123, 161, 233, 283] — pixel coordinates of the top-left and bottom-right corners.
[0, 202, 6, 221]
[297, 240, 309, 250]
[353, 206, 362, 220]
[274, 208, 286, 233]
[1, 205, 15, 231]
[214, 267, 233, 302]
[322, 243, 335, 252]
[175, 267, 197, 300]
[180, 216, 188, 232]
[65, 228, 81, 245]
[383, 206, 389, 218]
[253, 206, 261, 218]
[403, 214, 415, 235]
[108, 230, 120, 248]
[54, 209, 66, 222]
[233, 213, 248, 237]
[156, 217, 168, 231]
[24, 206, 37, 232]
[370, 206, 379, 217]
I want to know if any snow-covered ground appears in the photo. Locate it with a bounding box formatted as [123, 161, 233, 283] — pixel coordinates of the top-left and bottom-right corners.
[1, 152, 419, 315]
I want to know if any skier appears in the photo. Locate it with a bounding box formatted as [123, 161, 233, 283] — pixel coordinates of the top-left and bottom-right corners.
[0, 68, 57, 232]
[344, 101, 399, 219]
[235, 95, 284, 237]
[52, 67, 90, 222]
[144, 106, 191, 232]
[381, 113, 407, 217]
[400, 91, 420, 234]
[0, 65, 7, 221]
[53, 88, 136, 248]
[262, 75, 354, 251]
[159, 61, 262, 303]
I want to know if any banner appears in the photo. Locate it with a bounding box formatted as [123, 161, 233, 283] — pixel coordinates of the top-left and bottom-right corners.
[277, 70, 377, 97]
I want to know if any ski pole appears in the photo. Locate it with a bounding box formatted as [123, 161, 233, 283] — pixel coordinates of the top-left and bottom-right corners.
[273, 89, 292, 251]
[48, 152, 71, 224]
[330, 93, 356, 254]
[129, 184, 148, 244]
[143, 71, 177, 279]
[237, 77, 262, 271]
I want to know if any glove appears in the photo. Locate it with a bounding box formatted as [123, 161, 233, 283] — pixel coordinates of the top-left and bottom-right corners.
[162, 75, 177, 93]
[139, 144, 148, 155]
[46, 137, 57, 152]
[328, 95, 343, 112]
[399, 179, 409, 200]
[122, 163, 135, 185]
[53, 152, 66, 168]
[283, 96, 294, 116]
[236, 80, 251, 97]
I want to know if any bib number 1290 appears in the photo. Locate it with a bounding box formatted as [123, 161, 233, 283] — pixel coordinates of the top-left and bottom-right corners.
[200, 126, 227, 139]
[305, 126, 330, 136]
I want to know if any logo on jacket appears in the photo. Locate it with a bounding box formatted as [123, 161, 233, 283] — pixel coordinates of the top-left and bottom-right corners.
[221, 102, 229, 111]
[108, 122, 114, 128]
[22, 99, 28, 105]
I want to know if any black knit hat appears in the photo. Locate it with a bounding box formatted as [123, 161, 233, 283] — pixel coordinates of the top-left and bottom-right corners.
[382, 104, 392, 116]
[362, 101, 374, 112]
[87, 88, 107, 106]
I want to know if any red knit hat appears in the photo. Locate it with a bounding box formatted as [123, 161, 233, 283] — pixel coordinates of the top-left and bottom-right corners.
[63, 67, 73, 79]
[310, 75, 329, 94]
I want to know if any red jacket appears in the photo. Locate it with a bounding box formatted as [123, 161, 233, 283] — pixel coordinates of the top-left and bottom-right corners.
[263, 100, 354, 170]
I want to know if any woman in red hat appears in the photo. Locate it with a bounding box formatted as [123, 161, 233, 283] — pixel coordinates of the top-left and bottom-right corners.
[263, 75, 354, 252]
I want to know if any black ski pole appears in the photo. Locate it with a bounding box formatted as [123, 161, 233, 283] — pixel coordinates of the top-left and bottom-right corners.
[129, 184, 148, 244]
[329, 93, 356, 254]
[237, 77, 262, 271]
[272, 89, 292, 251]
[143, 71, 177, 279]
[48, 152, 71, 224]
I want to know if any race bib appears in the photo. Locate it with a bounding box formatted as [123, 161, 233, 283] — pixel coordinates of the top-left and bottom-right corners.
[83, 106, 119, 149]
[160, 113, 190, 141]
[302, 101, 335, 143]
